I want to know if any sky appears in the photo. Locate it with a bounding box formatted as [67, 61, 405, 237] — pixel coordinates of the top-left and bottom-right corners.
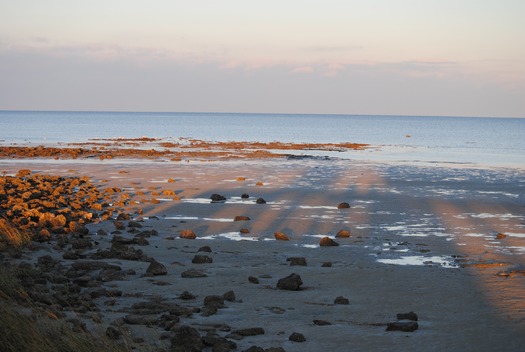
[0, 0, 524, 117]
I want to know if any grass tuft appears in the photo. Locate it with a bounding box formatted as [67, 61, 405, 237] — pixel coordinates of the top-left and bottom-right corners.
[0, 217, 31, 249]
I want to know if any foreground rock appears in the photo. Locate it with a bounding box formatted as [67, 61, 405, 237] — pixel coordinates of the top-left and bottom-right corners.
[277, 273, 303, 291]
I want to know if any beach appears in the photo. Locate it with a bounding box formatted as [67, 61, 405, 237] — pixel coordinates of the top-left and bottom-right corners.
[1, 141, 524, 352]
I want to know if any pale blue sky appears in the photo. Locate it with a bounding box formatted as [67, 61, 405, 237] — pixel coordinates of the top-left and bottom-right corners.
[1, 0, 523, 117]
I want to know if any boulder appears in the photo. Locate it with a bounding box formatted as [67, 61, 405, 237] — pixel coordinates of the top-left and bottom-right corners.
[180, 229, 196, 239]
[276, 273, 303, 291]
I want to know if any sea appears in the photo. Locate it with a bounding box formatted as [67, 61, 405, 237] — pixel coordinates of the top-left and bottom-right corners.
[0, 110, 524, 169]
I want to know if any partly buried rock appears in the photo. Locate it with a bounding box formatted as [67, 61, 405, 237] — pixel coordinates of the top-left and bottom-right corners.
[234, 215, 250, 221]
[146, 259, 167, 276]
[386, 321, 419, 332]
[180, 229, 196, 239]
[496, 232, 507, 239]
[397, 311, 418, 321]
[337, 202, 350, 209]
[256, 197, 266, 204]
[334, 296, 350, 305]
[198, 245, 212, 253]
[230, 327, 265, 337]
[335, 229, 351, 238]
[287, 257, 307, 266]
[319, 236, 339, 247]
[192, 255, 213, 264]
[181, 268, 207, 278]
[277, 273, 303, 291]
[274, 232, 290, 241]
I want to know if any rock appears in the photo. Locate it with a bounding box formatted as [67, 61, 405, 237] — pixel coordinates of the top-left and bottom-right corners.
[192, 255, 213, 264]
[274, 232, 290, 241]
[397, 311, 418, 321]
[170, 325, 204, 352]
[146, 260, 168, 276]
[113, 221, 126, 230]
[386, 321, 419, 332]
[234, 216, 250, 221]
[180, 229, 197, 239]
[248, 276, 259, 284]
[198, 245, 212, 252]
[241, 193, 250, 199]
[223, 290, 236, 302]
[210, 194, 227, 203]
[287, 257, 307, 266]
[321, 262, 332, 267]
[319, 237, 339, 247]
[128, 220, 143, 228]
[181, 269, 207, 278]
[243, 347, 264, 352]
[335, 229, 351, 238]
[178, 291, 196, 300]
[334, 296, 349, 305]
[337, 202, 350, 209]
[256, 197, 266, 204]
[276, 273, 303, 291]
[289, 332, 306, 342]
[97, 228, 108, 236]
[240, 228, 250, 234]
[123, 314, 156, 326]
[496, 232, 507, 239]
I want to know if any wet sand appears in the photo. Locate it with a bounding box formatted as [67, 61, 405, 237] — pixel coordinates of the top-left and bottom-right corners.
[1, 154, 524, 351]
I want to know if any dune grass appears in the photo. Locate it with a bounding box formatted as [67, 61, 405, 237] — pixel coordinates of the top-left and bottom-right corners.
[0, 217, 31, 249]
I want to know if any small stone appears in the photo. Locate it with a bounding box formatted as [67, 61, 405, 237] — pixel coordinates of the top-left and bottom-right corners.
[276, 273, 303, 291]
[198, 245, 212, 252]
[334, 296, 349, 305]
[313, 319, 332, 326]
[234, 216, 250, 221]
[289, 332, 306, 342]
[231, 327, 265, 336]
[248, 276, 260, 284]
[319, 237, 339, 247]
[335, 229, 351, 238]
[256, 197, 266, 204]
[241, 193, 250, 199]
[240, 228, 250, 234]
[496, 232, 507, 239]
[274, 232, 290, 241]
[181, 269, 207, 278]
[337, 202, 350, 209]
[321, 262, 333, 267]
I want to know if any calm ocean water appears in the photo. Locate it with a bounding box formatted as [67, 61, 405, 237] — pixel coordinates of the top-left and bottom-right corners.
[0, 110, 524, 169]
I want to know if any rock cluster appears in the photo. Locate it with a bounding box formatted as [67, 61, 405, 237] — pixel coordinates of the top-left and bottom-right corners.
[0, 172, 108, 241]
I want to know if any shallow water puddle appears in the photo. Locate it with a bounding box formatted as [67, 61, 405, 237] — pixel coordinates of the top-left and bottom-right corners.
[198, 232, 259, 241]
[377, 255, 459, 268]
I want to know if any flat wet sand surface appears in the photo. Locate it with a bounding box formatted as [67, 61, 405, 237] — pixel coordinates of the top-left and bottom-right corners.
[1, 156, 524, 351]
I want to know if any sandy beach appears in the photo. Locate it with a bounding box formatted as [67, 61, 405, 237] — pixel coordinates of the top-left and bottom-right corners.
[1, 145, 524, 351]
